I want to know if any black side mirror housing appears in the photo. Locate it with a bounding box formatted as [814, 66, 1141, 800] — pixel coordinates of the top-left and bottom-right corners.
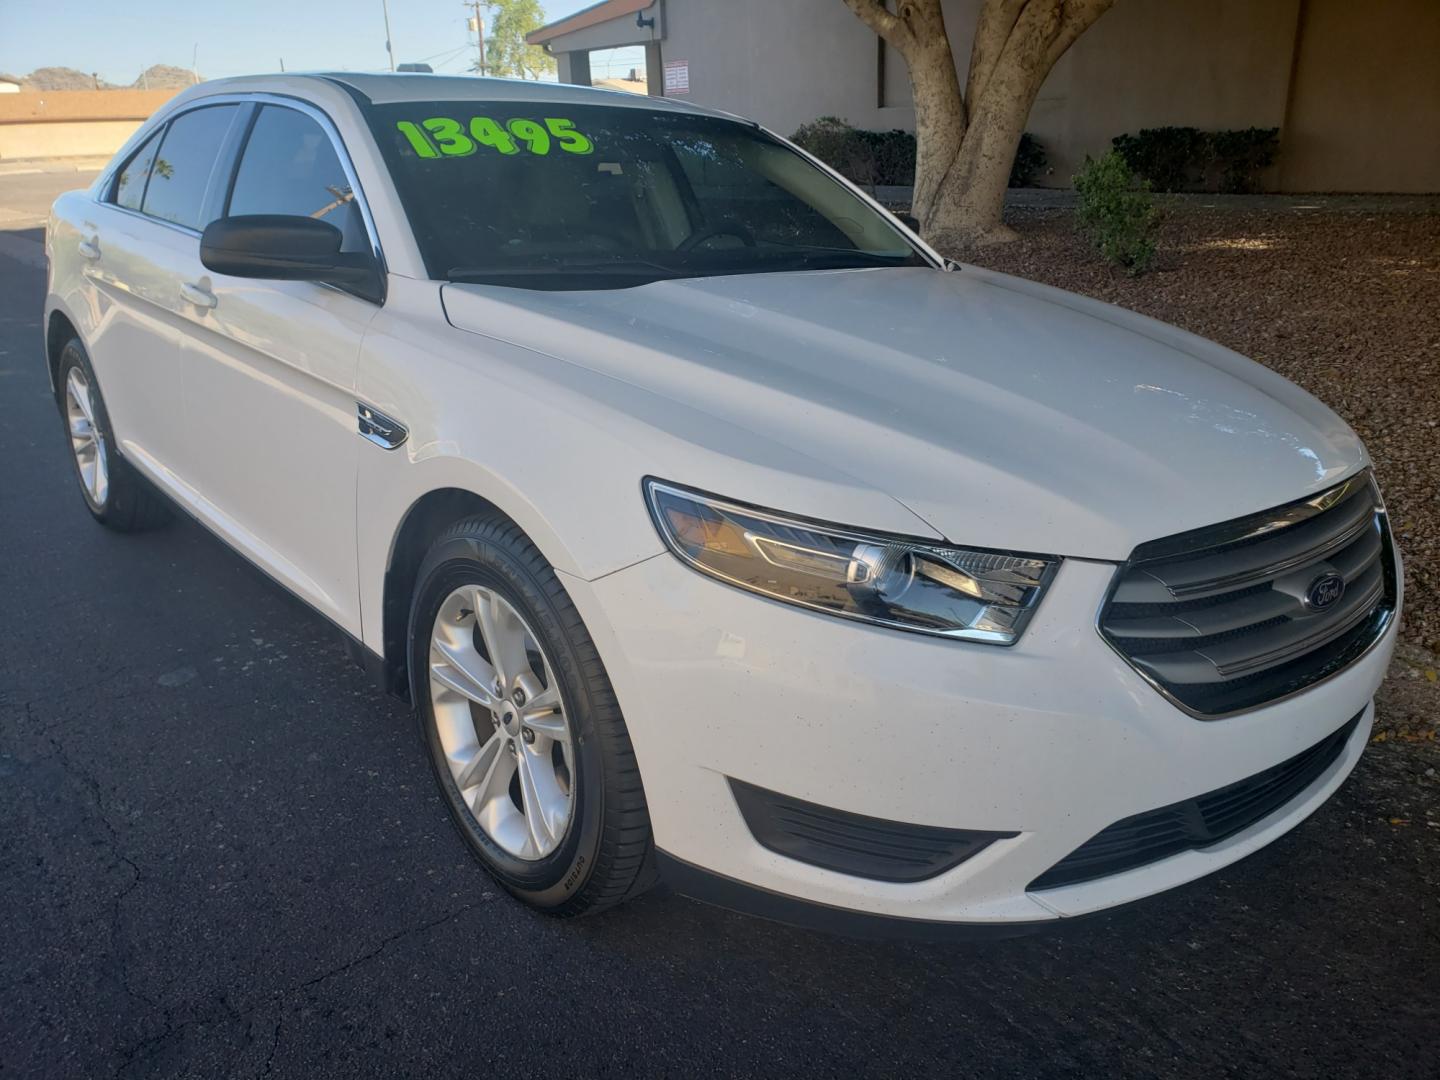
[200, 215, 376, 287]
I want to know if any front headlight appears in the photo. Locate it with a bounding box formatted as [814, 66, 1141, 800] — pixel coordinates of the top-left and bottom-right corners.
[644, 480, 1058, 645]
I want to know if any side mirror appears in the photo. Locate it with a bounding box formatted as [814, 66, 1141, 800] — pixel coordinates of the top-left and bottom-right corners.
[896, 212, 921, 233]
[200, 215, 374, 285]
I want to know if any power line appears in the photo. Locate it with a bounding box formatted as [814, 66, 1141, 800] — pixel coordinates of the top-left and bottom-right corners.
[417, 42, 472, 65]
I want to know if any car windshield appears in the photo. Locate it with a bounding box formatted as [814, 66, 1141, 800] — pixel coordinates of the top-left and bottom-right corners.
[367, 101, 931, 289]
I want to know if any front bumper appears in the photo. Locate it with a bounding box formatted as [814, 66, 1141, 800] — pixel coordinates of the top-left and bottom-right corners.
[562, 549, 1399, 931]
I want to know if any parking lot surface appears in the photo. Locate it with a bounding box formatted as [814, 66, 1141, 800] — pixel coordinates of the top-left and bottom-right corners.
[1, 172, 1435, 1079]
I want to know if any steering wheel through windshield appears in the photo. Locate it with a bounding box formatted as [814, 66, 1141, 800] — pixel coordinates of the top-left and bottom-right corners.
[678, 220, 758, 252]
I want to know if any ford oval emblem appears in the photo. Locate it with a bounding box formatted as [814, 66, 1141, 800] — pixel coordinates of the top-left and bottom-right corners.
[1304, 572, 1346, 611]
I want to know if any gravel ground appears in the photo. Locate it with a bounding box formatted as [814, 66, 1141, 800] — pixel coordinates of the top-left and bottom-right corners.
[955, 204, 1440, 658]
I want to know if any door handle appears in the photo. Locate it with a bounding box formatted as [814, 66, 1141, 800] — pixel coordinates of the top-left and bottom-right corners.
[180, 281, 217, 310]
[78, 238, 101, 260]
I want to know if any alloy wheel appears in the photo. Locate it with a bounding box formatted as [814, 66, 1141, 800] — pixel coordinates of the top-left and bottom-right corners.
[64, 367, 108, 508]
[428, 584, 575, 860]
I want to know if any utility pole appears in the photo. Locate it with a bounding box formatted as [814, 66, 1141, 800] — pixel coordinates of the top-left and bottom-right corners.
[465, 1, 486, 76]
[381, 0, 397, 71]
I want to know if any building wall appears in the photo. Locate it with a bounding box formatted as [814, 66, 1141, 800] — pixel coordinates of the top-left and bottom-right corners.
[1280, 0, 1440, 193]
[660, 0, 891, 130]
[0, 88, 182, 161]
[1026, 0, 1301, 187]
[648, 0, 1438, 193]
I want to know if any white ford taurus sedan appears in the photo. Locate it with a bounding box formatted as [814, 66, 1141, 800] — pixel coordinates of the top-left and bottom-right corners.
[44, 74, 1401, 936]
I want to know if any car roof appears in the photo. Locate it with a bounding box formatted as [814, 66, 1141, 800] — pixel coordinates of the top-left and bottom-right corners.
[185, 72, 740, 120]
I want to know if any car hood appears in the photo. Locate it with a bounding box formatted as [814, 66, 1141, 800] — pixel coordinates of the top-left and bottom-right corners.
[441, 266, 1365, 560]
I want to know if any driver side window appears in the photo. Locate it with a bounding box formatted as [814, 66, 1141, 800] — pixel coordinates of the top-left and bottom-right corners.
[227, 105, 369, 253]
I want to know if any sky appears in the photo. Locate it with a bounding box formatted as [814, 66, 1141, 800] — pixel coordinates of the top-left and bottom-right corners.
[0, 0, 644, 84]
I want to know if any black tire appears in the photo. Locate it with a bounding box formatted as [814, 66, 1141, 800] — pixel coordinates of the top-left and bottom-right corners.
[408, 514, 656, 916]
[56, 338, 170, 532]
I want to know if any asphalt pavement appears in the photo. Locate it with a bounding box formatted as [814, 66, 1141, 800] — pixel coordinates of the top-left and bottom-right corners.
[1, 171, 1435, 1079]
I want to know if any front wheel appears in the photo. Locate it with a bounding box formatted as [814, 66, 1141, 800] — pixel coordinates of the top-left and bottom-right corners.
[409, 515, 656, 915]
[56, 338, 170, 531]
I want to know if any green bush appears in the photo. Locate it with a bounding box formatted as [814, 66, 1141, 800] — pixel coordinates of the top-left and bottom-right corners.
[1209, 127, 1280, 193]
[852, 127, 917, 186]
[791, 118, 1045, 191]
[1009, 132, 1047, 188]
[792, 116, 865, 176]
[1111, 127, 1208, 192]
[791, 117, 915, 187]
[1073, 151, 1160, 274]
[1112, 126, 1280, 193]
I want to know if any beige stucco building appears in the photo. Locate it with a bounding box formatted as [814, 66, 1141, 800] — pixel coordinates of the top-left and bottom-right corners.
[531, 0, 1440, 194]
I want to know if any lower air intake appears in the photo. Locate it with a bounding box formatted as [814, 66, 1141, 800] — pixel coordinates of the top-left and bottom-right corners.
[730, 779, 1016, 883]
[1030, 709, 1363, 891]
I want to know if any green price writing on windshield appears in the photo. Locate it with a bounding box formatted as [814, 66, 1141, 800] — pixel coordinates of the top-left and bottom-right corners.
[396, 117, 595, 159]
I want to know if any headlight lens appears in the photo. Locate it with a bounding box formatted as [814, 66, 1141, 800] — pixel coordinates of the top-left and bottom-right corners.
[645, 480, 1058, 645]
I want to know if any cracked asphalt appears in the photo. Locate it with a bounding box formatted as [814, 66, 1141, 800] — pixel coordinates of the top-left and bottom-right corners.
[2, 175, 1437, 1079]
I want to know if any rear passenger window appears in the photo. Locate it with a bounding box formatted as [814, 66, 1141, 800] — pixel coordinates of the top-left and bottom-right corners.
[141, 104, 239, 230]
[113, 130, 161, 211]
[228, 106, 368, 252]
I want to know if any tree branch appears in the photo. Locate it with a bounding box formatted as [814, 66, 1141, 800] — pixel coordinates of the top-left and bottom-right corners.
[1046, 0, 1114, 68]
[842, 0, 913, 52]
[966, 0, 1029, 107]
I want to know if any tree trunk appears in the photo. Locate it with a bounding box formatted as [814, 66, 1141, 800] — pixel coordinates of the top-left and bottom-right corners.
[844, 0, 1114, 246]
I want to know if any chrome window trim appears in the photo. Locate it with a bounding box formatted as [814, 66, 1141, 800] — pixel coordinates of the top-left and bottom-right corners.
[105, 202, 203, 240]
[96, 91, 388, 299]
[1093, 469, 1398, 721]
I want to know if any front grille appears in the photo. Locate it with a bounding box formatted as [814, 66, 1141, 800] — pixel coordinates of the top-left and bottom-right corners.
[1099, 472, 1396, 716]
[729, 779, 1017, 883]
[1031, 710, 1363, 891]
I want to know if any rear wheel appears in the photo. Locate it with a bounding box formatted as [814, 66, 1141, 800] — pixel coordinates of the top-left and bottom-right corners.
[409, 514, 656, 915]
[57, 339, 170, 531]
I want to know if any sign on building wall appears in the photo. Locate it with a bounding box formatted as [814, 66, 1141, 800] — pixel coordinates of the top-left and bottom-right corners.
[663, 59, 689, 95]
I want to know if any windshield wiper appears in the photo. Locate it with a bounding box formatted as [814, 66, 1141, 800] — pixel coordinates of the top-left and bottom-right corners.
[754, 241, 927, 268]
[447, 254, 683, 286]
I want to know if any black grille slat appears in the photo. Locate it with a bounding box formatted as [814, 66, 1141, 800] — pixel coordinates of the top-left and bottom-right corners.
[1103, 588, 1297, 641]
[1031, 711, 1362, 890]
[1100, 473, 1396, 716]
[1114, 482, 1377, 603]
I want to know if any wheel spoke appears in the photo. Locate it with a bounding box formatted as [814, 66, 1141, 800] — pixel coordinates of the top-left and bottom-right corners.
[473, 587, 529, 686]
[520, 683, 559, 716]
[67, 372, 95, 424]
[430, 636, 501, 708]
[523, 709, 569, 744]
[91, 444, 108, 503]
[455, 733, 499, 789]
[457, 733, 505, 792]
[516, 752, 556, 854]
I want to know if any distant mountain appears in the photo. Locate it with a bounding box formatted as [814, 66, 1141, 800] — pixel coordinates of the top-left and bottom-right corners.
[131, 64, 198, 89]
[3, 65, 200, 91]
[22, 66, 113, 90]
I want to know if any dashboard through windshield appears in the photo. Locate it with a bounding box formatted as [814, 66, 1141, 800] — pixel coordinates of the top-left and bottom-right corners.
[367, 101, 931, 289]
